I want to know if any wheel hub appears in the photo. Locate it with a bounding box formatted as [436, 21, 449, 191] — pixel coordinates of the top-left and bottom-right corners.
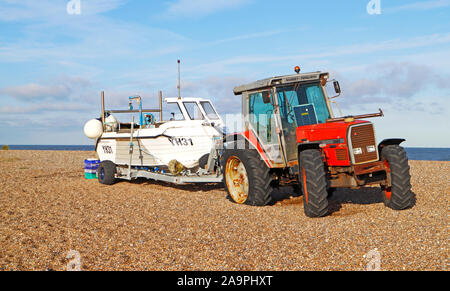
[225, 156, 249, 204]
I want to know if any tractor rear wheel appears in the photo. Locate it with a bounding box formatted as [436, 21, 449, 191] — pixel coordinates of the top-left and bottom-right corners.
[381, 145, 415, 210]
[299, 149, 329, 218]
[98, 160, 116, 185]
[221, 149, 273, 206]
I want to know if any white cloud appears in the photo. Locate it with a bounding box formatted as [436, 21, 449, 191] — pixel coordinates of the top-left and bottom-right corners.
[80, 0, 129, 15]
[206, 27, 306, 46]
[0, 102, 91, 114]
[171, 76, 248, 114]
[0, 0, 127, 21]
[0, 9, 189, 65]
[161, 0, 251, 18]
[211, 30, 287, 45]
[387, 0, 450, 13]
[343, 62, 442, 99]
[0, 83, 71, 100]
[328, 62, 450, 121]
[0, 76, 92, 101]
[189, 32, 450, 74]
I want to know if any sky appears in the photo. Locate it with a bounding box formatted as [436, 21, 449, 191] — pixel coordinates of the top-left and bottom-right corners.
[0, 0, 449, 147]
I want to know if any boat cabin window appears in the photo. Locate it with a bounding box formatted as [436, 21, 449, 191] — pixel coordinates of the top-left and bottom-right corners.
[184, 102, 204, 120]
[200, 101, 220, 120]
[164, 102, 185, 121]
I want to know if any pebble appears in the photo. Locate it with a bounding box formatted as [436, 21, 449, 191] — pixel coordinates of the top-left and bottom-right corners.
[0, 151, 448, 271]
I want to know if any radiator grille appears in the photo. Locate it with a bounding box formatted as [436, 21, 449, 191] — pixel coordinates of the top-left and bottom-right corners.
[335, 149, 348, 161]
[349, 124, 378, 164]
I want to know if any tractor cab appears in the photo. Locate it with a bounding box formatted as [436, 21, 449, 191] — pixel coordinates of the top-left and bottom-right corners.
[234, 70, 337, 166]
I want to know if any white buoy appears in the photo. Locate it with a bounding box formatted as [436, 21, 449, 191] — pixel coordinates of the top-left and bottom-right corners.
[105, 114, 119, 131]
[84, 119, 103, 139]
[105, 114, 118, 125]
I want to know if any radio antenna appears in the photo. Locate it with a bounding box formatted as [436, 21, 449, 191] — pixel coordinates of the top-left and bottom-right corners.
[177, 59, 181, 99]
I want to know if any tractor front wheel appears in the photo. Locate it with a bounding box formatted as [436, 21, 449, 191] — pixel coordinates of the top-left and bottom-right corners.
[381, 145, 415, 210]
[222, 149, 273, 206]
[299, 149, 329, 218]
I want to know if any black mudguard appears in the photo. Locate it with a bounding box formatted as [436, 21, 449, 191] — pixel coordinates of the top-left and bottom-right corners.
[378, 138, 406, 153]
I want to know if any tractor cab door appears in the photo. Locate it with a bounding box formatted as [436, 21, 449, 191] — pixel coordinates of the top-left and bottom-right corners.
[275, 86, 300, 163]
[275, 83, 332, 163]
[246, 90, 284, 165]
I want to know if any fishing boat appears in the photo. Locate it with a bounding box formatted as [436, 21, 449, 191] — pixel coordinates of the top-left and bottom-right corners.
[84, 94, 224, 170]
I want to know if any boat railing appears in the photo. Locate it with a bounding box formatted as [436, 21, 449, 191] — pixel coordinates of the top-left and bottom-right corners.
[101, 91, 164, 130]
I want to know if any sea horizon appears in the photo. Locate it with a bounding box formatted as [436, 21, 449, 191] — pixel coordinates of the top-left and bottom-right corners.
[2, 144, 450, 162]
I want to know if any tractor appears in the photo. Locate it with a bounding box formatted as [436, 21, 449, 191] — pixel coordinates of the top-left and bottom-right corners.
[221, 67, 415, 217]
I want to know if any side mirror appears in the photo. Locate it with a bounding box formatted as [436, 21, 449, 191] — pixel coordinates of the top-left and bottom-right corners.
[333, 81, 341, 94]
[262, 91, 271, 104]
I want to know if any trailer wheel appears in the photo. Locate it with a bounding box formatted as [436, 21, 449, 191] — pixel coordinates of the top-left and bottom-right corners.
[299, 149, 329, 218]
[98, 161, 116, 185]
[381, 145, 415, 210]
[221, 149, 273, 206]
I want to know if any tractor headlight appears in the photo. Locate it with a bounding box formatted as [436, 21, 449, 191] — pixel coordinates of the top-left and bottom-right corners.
[367, 145, 376, 153]
[353, 148, 363, 155]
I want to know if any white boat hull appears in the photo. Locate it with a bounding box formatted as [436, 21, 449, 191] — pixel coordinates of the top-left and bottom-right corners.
[96, 120, 221, 169]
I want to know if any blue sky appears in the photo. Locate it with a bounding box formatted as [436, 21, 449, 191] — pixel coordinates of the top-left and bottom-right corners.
[0, 0, 449, 147]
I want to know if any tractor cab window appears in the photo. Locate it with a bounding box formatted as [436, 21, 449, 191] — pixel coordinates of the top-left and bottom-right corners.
[303, 85, 330, 123]
[277, 83, 330, 126]
[248, 91, 277, 144]
[183, 102, 204, 120]
[276, 83, 331, 162]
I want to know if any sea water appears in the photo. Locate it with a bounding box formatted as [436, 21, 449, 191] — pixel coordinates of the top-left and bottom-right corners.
[5, 145, 450, 161]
